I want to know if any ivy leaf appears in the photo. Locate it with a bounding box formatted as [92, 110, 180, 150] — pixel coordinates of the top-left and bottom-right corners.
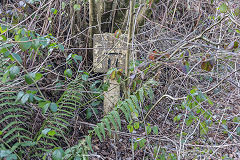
[219, 3, 228, 13]
[21, 94, 29, 104]
[9, 66, 20, 80]
[18, 37, 32, 51]
[50, 103, 58, 113]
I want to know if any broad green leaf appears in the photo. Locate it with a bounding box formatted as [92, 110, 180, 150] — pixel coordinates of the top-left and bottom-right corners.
[127, 124, 133, 133]
[9, 66, 20, 80]
[42, 128, 51, 135]
[0, 131, 2, 135]
[64, 69, 72, 78]
[139, 138, 146, 148]
[146, 124, 151, 135]
[38, 37, 49, 48]
[102, 83, 109, 91]
[10, 53, 22, 64]
[35, 73, 42, 81]
[91, 101, 100, 106]
[50, 103, 58, 112]
[174, 114, 181, 122]
[0, 35, 7, 41]
[48, 130, 56, 136]
[21, 94, 29, 104]
[18, 37, 32, 51]
[152, 125, 158, 135]
[134, 122, 139, 129]
[42, 102, 50, 114]
[219, 3, 228, 13]
[74, 4, 81, 11]
[52, 148, 65, 160]
[233, 117, 239, 123]
[0, 25, 8, 34]
[16, 91, 24, 102]
[134, 142, 138, 150]
[28, 93, 34, 102]
[34, 95, 43, 101]
[25, 73, 34, 84]
[186, 117, 193, 126]
[72, 54, 82, 61]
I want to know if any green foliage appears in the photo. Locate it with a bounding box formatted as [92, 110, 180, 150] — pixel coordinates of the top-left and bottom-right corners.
[86, 79, 157, 149]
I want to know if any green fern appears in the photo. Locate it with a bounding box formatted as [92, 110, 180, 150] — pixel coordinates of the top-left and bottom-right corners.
[87, 79, 157, 148]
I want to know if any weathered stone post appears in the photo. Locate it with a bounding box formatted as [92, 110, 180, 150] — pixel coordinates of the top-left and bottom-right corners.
[93, 33, 127, 114]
